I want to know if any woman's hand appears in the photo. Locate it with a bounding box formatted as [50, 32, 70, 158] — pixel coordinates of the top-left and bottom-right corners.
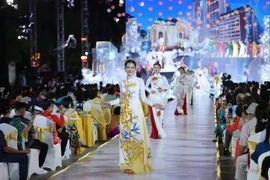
[151, 90, 156, 94]
[153, 103, 164, 110]
[102, 101, 109, 106]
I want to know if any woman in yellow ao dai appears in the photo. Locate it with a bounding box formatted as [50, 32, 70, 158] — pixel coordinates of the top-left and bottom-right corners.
[109, 59, 163, 174]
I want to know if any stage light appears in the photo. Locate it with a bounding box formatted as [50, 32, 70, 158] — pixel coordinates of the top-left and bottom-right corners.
[138, 1, 144, 7]
[107, 8, 111, 13]
[129, 7, 134, 12]
[81, 56, 87, 60]
[85, 52, 89, 56]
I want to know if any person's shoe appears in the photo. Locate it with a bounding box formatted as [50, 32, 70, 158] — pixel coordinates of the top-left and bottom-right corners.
[123, 169, 135, 174]
[36, 168, 48, 175]
[212, 139, 217, 142]
[62, 154, 69, 160]
[81, 144, 89, 148]
[224, 149, 231, 155]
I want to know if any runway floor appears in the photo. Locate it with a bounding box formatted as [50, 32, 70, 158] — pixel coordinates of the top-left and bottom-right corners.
[50, 95, 217, 180]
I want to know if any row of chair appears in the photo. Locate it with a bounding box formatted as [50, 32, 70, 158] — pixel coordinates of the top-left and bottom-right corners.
[0, 115, 65, 180]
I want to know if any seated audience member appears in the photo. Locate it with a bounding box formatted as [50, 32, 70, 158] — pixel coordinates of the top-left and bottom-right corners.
[0, 130, 30, 180]
[223, 103, 243, 155]
[235, 103, 258, 180]
[11, 90, 23, 109]
[213, 97, 227, 143]
[29, 91, 41, 107]
[55, 87, 71, 105]
[261, 156, 270, 180]
[9, 102, 48, 174]
[21, 86, 32, 104]
[62, 97, 88, 153]
[103, 86, 116, 109]
[0, 99, 12, 124]
[40, 99, 69, 158]
[250, 109, 270, 164]
[251, 87, 261, 103]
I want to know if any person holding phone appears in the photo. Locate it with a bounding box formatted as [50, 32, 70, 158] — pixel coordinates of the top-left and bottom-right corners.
[9, 102, 49, 174]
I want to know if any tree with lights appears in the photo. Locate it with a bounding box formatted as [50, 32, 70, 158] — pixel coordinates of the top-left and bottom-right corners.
[260, 15, 270, 83]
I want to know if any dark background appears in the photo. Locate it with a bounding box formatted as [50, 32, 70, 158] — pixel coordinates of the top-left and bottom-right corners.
[0, 0, 126, 86]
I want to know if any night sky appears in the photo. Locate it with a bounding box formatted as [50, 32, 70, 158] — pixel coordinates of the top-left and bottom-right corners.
[126, 0, 270, 31]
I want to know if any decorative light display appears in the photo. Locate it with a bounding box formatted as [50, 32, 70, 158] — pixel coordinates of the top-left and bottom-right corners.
[120, 18, 142, 60]
[260, 15, 270, 82]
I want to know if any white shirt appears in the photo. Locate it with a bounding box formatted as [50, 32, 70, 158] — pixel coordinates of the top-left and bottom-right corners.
[239, 117, 257, 146]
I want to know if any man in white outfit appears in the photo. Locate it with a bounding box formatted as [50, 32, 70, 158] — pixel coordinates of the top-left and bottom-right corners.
[235, 103, 258, 180]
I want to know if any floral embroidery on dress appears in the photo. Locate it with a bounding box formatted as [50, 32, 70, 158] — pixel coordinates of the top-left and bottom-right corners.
[152, 76, 161, 87]
[120, 79, 144, 162]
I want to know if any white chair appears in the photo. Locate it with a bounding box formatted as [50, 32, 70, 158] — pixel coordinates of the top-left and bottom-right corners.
[10, 110, 31, 120]
[21, 122, 41, 179]
[247, 132, 264, 180]
[34, 115, 62, 171]
[231, 130, 241, 158]
[0, 123, 19, 180]
[0, 162, 9, 180]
